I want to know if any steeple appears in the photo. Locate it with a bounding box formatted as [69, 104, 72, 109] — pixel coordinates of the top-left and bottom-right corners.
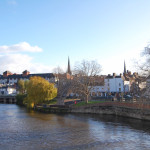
[124, 60, 127, 74]
[67, 57, 71, 75]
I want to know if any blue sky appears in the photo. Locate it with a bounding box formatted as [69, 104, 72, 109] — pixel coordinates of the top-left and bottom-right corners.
[0, 0, 150, 75]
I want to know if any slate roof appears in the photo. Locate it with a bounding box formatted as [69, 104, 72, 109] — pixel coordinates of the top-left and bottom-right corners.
[0, 73, 55, 80]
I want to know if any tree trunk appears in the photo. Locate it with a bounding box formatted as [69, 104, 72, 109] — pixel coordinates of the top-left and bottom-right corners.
[57, 97, 65, 105]
[86, 94, 89, 103]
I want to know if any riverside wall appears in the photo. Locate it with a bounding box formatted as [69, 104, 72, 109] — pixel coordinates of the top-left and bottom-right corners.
[70, 102, 150, 121]
[35, 102, 150, 121]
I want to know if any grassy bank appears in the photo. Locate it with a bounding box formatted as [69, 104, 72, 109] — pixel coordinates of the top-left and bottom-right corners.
[74, 100, 106, 107]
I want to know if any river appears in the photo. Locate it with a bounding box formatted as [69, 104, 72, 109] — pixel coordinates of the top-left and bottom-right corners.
[1, 104, 150, 150]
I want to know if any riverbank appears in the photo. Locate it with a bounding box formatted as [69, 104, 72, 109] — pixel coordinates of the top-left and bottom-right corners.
[35, 101, 150, 121]
[71, 102, 150, 121]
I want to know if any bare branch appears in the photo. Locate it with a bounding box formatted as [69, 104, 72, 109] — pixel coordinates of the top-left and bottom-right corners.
[73, 60, 102, 103]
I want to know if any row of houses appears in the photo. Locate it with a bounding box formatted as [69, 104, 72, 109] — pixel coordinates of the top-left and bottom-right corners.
[0, 70, 56, 85]
[0, 70, 148, 97]
[90, 71, 146, 97]
[0, 70, 56, 96]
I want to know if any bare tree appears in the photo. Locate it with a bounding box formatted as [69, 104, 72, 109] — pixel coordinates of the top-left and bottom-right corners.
[53, 66, 72, 105]
[139, 45, 150, 75]
[73, 60, 102, 103]
[53, 66, 64, 79]
[135, 45, 150, 100]
[56, 75, 72, 105]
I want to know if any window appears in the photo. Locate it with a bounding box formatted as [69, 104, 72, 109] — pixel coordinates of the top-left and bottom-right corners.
[98, 92, 101, 96]
[108, 83, 109, 86]
[92, 92, 96, 96]
[119, 88, 121, 92]
[119, 83, 121, 86]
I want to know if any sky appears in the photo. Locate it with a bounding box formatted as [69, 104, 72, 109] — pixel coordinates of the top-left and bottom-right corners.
[0, 0, 150, 75]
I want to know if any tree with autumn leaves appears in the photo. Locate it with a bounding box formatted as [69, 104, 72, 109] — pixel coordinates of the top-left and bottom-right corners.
[17, 76, 57, 108]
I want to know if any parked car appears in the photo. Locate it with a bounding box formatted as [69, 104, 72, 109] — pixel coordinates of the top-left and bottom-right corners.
[124, 95, 132, 100]
[107, 95, 115, 101]
[134, 95, 140, 99]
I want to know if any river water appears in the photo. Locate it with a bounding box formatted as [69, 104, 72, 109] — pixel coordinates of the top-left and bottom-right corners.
[1, 104, 150, 150]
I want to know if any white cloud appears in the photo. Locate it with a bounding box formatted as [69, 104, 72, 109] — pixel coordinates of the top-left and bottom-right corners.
[0, 42, 43, 53]
[7, 0, 17, 6]
[0, 54, 53, 74]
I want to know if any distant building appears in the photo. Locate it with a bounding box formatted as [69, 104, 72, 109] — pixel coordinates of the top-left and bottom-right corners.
[90, 73, 130, 96]
[90, 76, 105, 96]
[90, 61, 145, 96]
[105, 73, 130, 93]
[0, 86, 17, 96]
[0, 70, 56, 85]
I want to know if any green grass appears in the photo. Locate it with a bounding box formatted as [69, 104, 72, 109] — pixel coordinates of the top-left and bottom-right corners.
[45, 99, 57, 105]
[74, 100, 106, 107]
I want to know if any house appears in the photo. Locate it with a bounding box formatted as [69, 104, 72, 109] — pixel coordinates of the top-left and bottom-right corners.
[90, 73, 130, 97]
[90, 75, 106, 96]
[105, 73, 130, 93]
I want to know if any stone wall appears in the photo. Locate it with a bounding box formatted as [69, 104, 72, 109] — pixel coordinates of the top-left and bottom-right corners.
[71, 104, 150, 121]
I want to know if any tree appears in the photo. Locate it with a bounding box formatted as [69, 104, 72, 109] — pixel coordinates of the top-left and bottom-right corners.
[73, 60, 102, 103]
[53, 66, 64, 75]
[56, 75, 72, 105]
[17, 80, 29, 106]
[53, 66, 73, 105]
[141, 45, 150, 99]
[24, 76, 57, 108]
[18, 80, 25, 94]
[135, 44, 150, 100]
[18, 79, 29, 94]
[136, 44, 150, 76]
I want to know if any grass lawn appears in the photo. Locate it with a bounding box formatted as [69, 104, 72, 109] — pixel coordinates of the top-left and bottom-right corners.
[46, 99, 57, 105]
[74, 100, 106, 107]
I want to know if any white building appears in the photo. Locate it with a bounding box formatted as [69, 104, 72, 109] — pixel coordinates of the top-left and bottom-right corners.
[105, 73, 130, 93]
[91, 73, 130, 96]
[0, 86, 17, 96]
[90, 85, 106, 96]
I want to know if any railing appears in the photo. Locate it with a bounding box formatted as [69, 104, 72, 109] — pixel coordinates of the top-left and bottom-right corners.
[84, 99, 150, 110]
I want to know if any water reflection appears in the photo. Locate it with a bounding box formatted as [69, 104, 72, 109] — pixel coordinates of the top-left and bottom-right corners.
[0, 104, 150, 150]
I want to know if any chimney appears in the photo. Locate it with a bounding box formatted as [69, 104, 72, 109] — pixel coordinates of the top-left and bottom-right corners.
[113, 73, 116, 77]
[3, 71, 12, 77]
[22, 70, 30, 77]
[128, 71, 131, 75]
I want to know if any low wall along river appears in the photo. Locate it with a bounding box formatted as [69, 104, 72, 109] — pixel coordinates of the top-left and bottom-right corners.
[36, 101, 150, 121]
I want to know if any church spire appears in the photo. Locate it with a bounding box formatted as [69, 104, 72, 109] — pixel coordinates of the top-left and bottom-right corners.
[67, 57, 71, 75]
[124, 60, 127, 74]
